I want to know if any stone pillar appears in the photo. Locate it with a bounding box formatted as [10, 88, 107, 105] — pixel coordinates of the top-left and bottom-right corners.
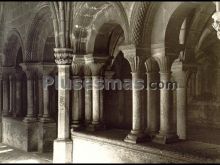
[84, 65, 92, 125]
[120, 44, 150, 143]
[153, 56, 178, 144]
[40, 64, 56, 123]
[53, 48, 73, 163]
[172, 60, 190, 140]
[9, 74, 15, 116]
[85, 55, 108, 131]
[2, 74, 9, 117]
[71, 56, 84, 131]
[145, 58, 160, 136]
[21, 68, 37, 122]
[146, 72, 159, 134]
[196, 66, 202, 97]
[37, 72, 43, 118]
[14, 71, 23, 117]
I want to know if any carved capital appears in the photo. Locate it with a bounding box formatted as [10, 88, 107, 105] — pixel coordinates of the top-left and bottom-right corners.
[71, 55, 85, 76]
[119, 44, 146, 73]
[20, 63, 36, 80]
[9, 74, 16, 81]
[145, 57, 159, 73]
[84, 65, 92, 76]
[54, 48, 73, 65]
[89, 63, 105, 76]
[153, 56, 172, 73]
[85, 56, 109, 76]
[212, 11, 220, 39]
[104, 70, 115, 79]
[15, 71, 24, 81]
[171, 60, 193, 88]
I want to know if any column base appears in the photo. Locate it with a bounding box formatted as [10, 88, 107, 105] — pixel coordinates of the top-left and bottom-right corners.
[71, 121, 84, 131]
[53, 138, 73, 163]
[39, 117, 54, 123]
[153, 132, 179, 144]
[86, 123, 105, 132]
[124, 130, 151, 144]
[145, 129, 159, 138]
[2, 111, 11, 117]
[23, 116, 37, 123]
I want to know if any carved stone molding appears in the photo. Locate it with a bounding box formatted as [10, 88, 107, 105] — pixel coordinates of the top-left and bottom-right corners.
[212, 11, 220, 39]
[54, 48, 73, 65]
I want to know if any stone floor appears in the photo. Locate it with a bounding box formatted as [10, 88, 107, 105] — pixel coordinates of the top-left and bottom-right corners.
[72, 128, 220, 163]
[0, 143, 52, 163]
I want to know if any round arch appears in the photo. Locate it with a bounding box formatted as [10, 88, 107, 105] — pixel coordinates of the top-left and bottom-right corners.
[3, 29, 24, 67]
[72, 2, 129, 54]
[25, 2, 54, 62]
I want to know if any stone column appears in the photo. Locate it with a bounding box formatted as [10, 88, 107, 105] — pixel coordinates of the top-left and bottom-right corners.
[14, 71, 23, 117]
[84, 65, 92, 125]
[9, 74, 15, 116]
[120, 44, 150, 143]
[85, 55, 108, 131]
[71, 56, 84, 131]
[39, 64, 56, 122]
[153, 56, 178, 144]
[172, 60, 191, 140]
[0, 74, 2, 115]
[37, 71, 43, 118]
[2, 73, 9, 117]
[145, 58, 160, 136]
[20, 64, 37, 122]
[53, 48, 73, 163]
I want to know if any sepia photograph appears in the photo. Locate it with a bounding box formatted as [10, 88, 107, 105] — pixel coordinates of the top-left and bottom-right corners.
[0, 1, 219, 163]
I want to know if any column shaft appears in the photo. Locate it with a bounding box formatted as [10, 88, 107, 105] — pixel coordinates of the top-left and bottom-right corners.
[15, 78, 22, 117]
[84, 76, 92, 124]
[71, 76, 83, 130]
[146, 72, 159, 135]
[124, 72, 149, 143]
[57, 65, 71, 139]
[153, 72, 178, 144]
[2, 78, 9, 116]
[38, 78, 43, 118]
[23, 71, 36, 122]
[160, 72, 172, 134]
[176, 87, 186, 139]
[9, 75, 15, 115]
[92, 76, 100, 124]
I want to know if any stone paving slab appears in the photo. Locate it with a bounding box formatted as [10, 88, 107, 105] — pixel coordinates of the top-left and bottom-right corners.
[0, 143, 52, 163]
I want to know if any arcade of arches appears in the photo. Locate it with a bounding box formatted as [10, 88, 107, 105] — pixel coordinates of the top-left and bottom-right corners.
[1, 1, 220, 163]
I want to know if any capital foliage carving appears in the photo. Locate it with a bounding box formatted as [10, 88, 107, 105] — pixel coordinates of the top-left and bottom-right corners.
[119, 44, 146, 73]
[54, 48, 73, 65]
